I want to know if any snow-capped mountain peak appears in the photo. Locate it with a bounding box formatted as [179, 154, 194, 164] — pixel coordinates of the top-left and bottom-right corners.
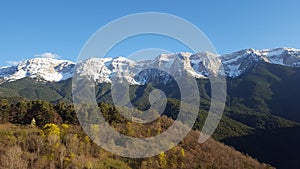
[0, 57, 75, 82]
[221, 47, 300, 77]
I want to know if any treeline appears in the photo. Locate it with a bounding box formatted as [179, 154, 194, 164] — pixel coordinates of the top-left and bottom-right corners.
[0, 99, 78, 126]
[0, 98, 254, 141]
[0, 98, 143, 128]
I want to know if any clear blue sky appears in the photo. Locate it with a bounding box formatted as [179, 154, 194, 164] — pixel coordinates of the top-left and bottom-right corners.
[0, 0, 300, 66]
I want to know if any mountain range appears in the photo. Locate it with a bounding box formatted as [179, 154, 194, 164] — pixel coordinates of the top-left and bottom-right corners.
[1, 47, 300, 168]
[1, 47, 300, 84]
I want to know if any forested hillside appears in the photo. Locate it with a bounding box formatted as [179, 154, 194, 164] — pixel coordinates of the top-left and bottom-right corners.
[0, 100, 272, 169]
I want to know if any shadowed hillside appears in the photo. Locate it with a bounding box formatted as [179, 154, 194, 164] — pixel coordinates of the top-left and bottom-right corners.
[222, 127, 300, 169]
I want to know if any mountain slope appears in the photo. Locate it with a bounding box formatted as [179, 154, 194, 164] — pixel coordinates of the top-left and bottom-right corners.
[227, 62, 300, 123]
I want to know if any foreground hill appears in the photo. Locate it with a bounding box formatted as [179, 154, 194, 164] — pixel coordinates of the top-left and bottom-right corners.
[0, 118, 272, 169]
